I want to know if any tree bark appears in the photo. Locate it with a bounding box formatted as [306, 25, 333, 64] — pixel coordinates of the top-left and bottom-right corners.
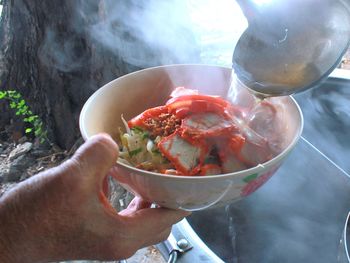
[0, 0, 199, 149]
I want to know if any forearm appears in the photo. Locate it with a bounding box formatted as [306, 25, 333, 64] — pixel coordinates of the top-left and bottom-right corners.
[0, 171, 70, 263]
[0, 167, 124, 263]
[0, 183, 40, 262]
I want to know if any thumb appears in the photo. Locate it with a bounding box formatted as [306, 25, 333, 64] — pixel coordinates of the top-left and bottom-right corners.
[70, 134, 119, 183]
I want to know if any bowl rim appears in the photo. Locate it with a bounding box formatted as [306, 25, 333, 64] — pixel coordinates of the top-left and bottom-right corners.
[343, 211, 350, 262]
[80, 64, 304, 181]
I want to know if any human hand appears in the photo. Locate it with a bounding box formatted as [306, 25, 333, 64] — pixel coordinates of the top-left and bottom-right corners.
[0, 134, 190, 263]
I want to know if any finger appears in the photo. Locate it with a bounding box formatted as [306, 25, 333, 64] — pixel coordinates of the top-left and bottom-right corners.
[153, 228, 172, 244]
[142, 228, 172, 248]
[109, 166, 129, 185]
[122, 207, 190, 233]
[119, 197, 152, 216]
[71, 134, 119, 183]
[102, 175, 110, 197]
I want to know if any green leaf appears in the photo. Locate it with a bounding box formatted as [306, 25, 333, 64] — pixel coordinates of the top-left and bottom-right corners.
[18, 99, 25, 107]
[142, 132, 150, 140]
[131, 126, 144, 133]
[131, 127, 150, 140]
[12, 93, 21, 99]
[0, 89, 48, 142]
[38, 120, 43, 126]
[27, 116, 36, 122]
[152, 148, 161, 155]
[34, 127, 42, 136]
[129, 148, 142, 157]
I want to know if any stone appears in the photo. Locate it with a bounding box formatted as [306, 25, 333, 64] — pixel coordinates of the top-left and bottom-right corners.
[2, 155, 35, 183]
[30, 149, 49, 158]
[18, 136, 28, 144]
[127, 246, 165, 263]
[0, 162, 11, 183]
[8, 142, 33, 161]
[2, 143, 14, 155]
[33, 138, 52, 150]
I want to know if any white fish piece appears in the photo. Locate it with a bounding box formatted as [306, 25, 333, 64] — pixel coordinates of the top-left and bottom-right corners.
[158, 134, 203, 174]
[182, 112, 232, 135]
[183, 112, 271, 168]
[214, 139, 248, 173]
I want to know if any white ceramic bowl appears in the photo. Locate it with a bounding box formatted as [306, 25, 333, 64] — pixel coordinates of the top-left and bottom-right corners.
[80, 64, 303, 211]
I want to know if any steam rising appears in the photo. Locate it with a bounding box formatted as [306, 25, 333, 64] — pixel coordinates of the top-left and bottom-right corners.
[89, 0, 247, 67]
[39, 29, 89, 72]
[89, 1, 197, 67]
[39, 0, 247, 71]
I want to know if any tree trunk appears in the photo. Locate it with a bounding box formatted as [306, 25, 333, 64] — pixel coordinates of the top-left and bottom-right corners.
[0, 0, 199, 149]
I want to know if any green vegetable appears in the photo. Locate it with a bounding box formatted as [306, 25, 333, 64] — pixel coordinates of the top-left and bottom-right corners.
[142, 132, 150, 140]
[152, 148, 161, 155]
[131, 126, 144, 133]
[129, 147, 143, 157]
[131, 126, 149, 140]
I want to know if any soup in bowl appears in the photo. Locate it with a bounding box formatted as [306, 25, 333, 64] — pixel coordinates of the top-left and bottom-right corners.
[79, 64, 303, 211]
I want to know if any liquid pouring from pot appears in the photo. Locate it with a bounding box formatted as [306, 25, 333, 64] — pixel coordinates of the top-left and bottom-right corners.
[233, 0, 350, 97]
